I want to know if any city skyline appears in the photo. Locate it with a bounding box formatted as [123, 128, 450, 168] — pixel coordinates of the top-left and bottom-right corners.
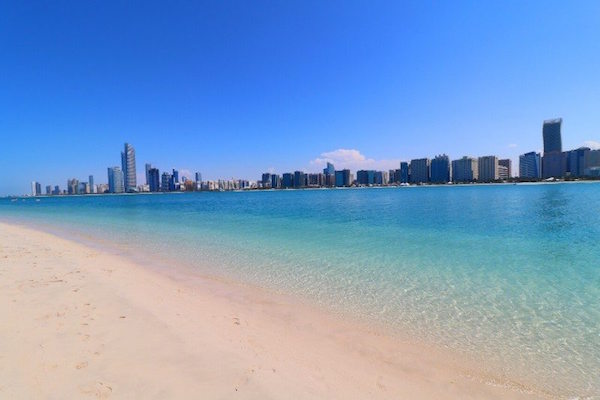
[25, 116, 600, 196]
[2, 1, 600, 196]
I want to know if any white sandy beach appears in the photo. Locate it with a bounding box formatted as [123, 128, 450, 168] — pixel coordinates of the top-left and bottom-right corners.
[0, 221, 549, 399]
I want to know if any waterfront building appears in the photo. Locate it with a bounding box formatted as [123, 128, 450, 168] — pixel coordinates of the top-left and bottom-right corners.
[96, 183, 109, 194]
[357, 170, 376, 185]
[68, 178, 80, 195]
[400, 162, 409, 183]
[294, 171, 306, 188]
[31, 181, 41, 196]
[45, 185, 52, 195]
[261, 173, 272, 188]
[121, 143, 137, 192]
[541, 118, 566, 178]
[430, 154, 451, 183]
[282, 173, 294, 188]
[409, 158, 430, 184]
[519, 152, 541, 179]
[499, 159, 512, 178]
[498, 165, 509, 180]
[451, 156, 478, 182]
[145, 163, 152, 185]
[584, 150, 600, 175]
[271, 174, 281, 189]
[478, 156, 499, 182]
[148, 168, 160, 192]
[161, 172, 172, 192]
[53, 185, 60, 195]
[542, 152, 567, 179]
[323, 162, 335, 176]
[107, 167, 124, 193]
[543, 118, 562, 153]
[567, 148, 589, 177]
[335, 169, 351, 187]
[307, 173, 325, 187]
[89, 175, 95, 194]
[195, 172, 202, 183]
[375, 171, 385, 185]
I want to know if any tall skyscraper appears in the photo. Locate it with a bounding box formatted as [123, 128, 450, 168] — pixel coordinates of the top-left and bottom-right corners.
[282, 173, 294, 188]
[409, 158, 430, 184]
[121, 143, 137, 192]
[148, 168, 160, 192]
[323, 162, 335, 175]
[430, 155, 451, 183]
[519, 152, 541, 179]
[195, 172, 202, 183]
[400, 162, 409, 183]
[478, 156, 499, 182]
[145, 163, 153, 185]
[161, 172, 172, 192]
[451, 156, 478, 182]
[261, 173, 271, 188]
[107, 167, 125, 193]
[45, 185, 52, 195]
[31, 181, 41, 196]
[541, 118, 566, 178]
[499, 159, 512, 178]
[543, 118, 562, 154]
[271, 174, 281, 189]
[88, 175, 95, 194]
[67, 178, 80, 195]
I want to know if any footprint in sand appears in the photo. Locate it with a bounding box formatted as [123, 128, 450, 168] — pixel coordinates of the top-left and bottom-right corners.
[75, 361, 88, 370]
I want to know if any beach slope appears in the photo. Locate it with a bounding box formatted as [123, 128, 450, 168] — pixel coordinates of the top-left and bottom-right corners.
[0, 222, 545, 399]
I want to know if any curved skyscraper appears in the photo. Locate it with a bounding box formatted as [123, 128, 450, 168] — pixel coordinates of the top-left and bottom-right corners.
[121, 142, 137, 192]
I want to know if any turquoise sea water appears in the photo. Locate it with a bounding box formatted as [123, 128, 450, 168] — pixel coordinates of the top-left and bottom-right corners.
[1, 183, 599, 398]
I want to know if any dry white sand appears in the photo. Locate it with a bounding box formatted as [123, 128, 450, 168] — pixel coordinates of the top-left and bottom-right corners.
[0, 222, 549, 399]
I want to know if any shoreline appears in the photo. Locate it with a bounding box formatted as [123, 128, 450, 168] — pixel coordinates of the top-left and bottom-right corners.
[0, 221, 555, 399]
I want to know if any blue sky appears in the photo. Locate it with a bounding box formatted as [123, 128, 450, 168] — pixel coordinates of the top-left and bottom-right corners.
[1, 1, 599, 195]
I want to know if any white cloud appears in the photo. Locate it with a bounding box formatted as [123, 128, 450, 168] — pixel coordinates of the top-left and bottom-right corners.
[178, 169, 193, 180]
[309, 149, 401, 172]
[508, 143, 518, 148]
[584, 140, 600, 150]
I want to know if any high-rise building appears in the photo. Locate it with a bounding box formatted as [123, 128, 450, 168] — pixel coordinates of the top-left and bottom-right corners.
[261, 173, 271, 188]
[357, 170, 376, 185]
[498, 159, 512, 178]
[31, 181, 41, 196]
[323, 162, 335, 176]
[161, 172, 172, 192]
[430, 155, 451, 183]
[498, 165, 509, 180]
[542, 152, 567, 179]
[451, 157, 478, 182]
[121, 143, 137, 192]
[271, 174, 281, 189]
[566, 148, 589, 178]
[107, 167, 124, 193]
[541, 118, 565, 178]
[478, 156, 499, 182]
[334, 169, 351, 187]
[293, 171, 306, 188]
[67, 178, 80, 195]
[519, 152, 541, 179]
[88, 175, 95, 194]
[148, 168, 160, 192]
[145, 163, 152, 185]
[584, 150, 600, 176]
[409, 158, 430, 184]
[195, 172, 202, 183]
[282, 173, 294, 188]
[400, 162, 409, 183]
[53, 185, 60, 195]
[45, 185, 52, 195]
[543, 118, 562, 154]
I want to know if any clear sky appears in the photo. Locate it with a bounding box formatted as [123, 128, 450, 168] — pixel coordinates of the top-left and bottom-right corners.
[1, 1, 599, 195]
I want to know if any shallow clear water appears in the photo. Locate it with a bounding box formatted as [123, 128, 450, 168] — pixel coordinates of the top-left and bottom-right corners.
[2, 184, 599, 398]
